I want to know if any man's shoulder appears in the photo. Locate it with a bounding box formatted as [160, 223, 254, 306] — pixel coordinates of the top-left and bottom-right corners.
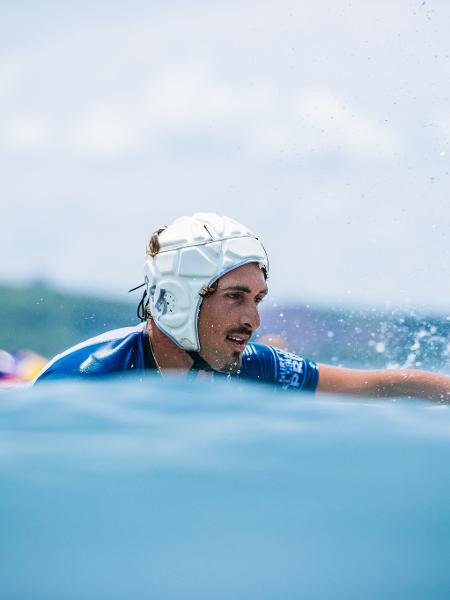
[34, 324, 147, 383]
[240, 342, 319, 391]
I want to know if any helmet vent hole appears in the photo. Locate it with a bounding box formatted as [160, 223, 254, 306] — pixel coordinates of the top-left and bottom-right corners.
[165, 293, 175, 314]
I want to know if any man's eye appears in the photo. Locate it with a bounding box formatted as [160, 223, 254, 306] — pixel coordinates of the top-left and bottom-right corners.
[255, 297, 265, 304]
[226, 293, 241, 300]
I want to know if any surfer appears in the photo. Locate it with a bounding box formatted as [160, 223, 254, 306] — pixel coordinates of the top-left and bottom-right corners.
[34, 213, 450, 401]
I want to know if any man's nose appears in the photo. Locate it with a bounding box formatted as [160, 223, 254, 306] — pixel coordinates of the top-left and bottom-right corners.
[240, 302, 261, 331]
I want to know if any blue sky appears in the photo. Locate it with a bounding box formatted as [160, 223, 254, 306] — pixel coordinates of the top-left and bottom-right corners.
[1, 0, 450, 310]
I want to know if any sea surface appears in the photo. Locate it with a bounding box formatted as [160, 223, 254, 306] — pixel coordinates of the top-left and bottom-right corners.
[1, 375, 450, 599]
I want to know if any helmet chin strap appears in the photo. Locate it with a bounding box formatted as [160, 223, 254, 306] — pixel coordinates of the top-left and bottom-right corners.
[186, 351, 214, 372]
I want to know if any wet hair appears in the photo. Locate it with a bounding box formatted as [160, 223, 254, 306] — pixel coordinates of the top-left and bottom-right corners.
[147, 227, 167, 257]
[199, 281, 218, 298]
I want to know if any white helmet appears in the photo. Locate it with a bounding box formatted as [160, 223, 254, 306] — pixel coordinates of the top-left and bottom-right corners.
[144, 213, 269, 351]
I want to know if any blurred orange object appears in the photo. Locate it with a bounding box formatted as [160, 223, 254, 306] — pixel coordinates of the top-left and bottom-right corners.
[257, 333, 289, 351]
[14, 350, 48, 382]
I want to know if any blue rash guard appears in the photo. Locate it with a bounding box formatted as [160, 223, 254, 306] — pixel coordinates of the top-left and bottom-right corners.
[34, 323, 319, 392]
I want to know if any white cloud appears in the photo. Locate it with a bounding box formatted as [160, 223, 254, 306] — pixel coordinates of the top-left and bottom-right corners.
[0, 54, 23, 101]
[438, 113, 450, 145]
[0, 0, 415, 172]
[293, 92, 400, 158]
[61, 75, 402, 162]
[238, 90, 402, 161]
[0, 23, 404, 163]
[69, 102, 142, 157]
[2, 113, 52, 151]
[144, 63, 234, 124]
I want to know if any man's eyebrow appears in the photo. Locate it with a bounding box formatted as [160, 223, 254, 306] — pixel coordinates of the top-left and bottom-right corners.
[222, 285, 269, 295]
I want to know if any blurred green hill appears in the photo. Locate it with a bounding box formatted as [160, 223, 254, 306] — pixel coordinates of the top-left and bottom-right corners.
[0, 282, 137, 357]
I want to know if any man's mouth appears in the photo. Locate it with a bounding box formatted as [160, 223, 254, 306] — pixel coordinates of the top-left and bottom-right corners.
[225, 333, 250, 351]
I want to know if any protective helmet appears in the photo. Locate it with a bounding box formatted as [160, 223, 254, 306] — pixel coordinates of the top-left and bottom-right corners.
[144, 212, 269, 351]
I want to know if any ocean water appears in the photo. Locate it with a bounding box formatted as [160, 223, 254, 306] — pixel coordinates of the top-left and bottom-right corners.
[1, 376, 450, 599]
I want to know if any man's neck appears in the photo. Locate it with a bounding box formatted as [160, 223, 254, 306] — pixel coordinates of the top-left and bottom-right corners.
[146, 320, 194, 372]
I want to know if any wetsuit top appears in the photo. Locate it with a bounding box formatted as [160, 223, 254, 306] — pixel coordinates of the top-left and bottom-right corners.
[34, 323, 319, 392]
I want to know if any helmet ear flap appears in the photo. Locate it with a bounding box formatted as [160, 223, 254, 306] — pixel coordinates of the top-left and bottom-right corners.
[147, 227, 167, 257]
[153, 287, 175, 317]
[151, 279, 191, 330]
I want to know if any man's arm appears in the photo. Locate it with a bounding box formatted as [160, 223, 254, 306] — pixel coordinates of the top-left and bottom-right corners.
[317, 364, 450, 402]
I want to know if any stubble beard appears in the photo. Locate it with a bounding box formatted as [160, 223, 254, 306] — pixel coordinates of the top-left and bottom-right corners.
[200, 341, 244, 374]
[220, 351, 242, 374]
[202, 350, 242, 374]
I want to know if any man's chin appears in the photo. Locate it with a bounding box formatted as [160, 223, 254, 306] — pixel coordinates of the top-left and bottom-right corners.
[206, 351, 243, 374]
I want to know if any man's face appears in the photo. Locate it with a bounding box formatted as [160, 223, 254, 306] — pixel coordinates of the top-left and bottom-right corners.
[197, 263, 268, 373]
